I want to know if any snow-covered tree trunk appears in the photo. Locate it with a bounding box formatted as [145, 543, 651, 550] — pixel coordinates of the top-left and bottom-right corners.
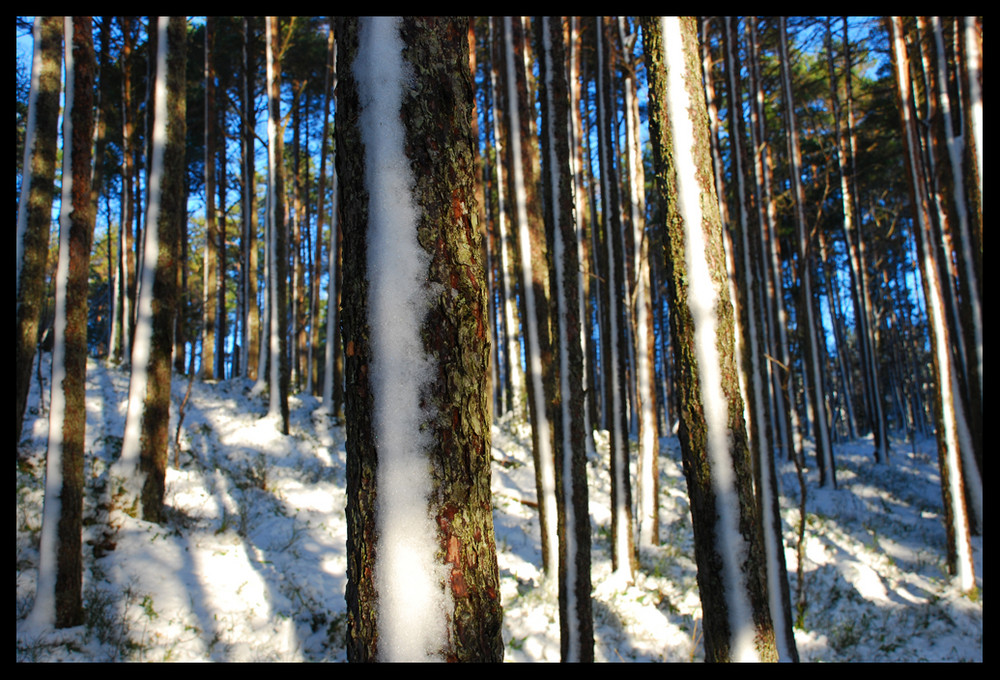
[722, 16, 799, 662]
[319, 25, 338, 414]
[502, 16, 560, 582]
[643, 16, 778, 662]
[16, 16, 62, 448]
[114, 16, 186, 523]
[338, 16, 503, 662]
[28, 16, 95, 632]
[537, 15, 594, 662]
[887, 16, 976, 594]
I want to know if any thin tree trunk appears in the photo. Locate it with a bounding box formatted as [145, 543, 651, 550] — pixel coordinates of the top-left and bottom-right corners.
[16, 16, 62, 449]
[28, 16, 95, 631]
[537, 15, 594, 662]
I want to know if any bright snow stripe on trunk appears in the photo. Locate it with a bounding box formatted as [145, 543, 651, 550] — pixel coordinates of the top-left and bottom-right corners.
[354, 16, 450, 662]
[504, 16, 559, 583]
[28, 18, 77, 633]
[117, 16, 170, 499]
[660, 16, 758, 662]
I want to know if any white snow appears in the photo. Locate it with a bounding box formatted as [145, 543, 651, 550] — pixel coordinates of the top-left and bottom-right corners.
[353, 16, 450, 662]
[16, 355, 983, 661]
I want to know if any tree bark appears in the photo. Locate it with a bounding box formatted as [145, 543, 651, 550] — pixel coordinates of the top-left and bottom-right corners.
[338, 16, 503, 662]
[16, 16, 62, 449]
[643, 16, 777, 662]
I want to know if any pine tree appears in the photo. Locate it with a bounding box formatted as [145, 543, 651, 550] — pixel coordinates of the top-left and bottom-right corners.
[536, 15, 594, 662]
[16, 16, 63, 449]
[338, 16, 503, 662]
[28, 16, 95, 631]
[643, 15, 777, 662]
[114, 15, 186, 523]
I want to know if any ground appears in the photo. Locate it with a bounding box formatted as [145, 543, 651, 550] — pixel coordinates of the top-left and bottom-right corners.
[16, 356, 983, 661]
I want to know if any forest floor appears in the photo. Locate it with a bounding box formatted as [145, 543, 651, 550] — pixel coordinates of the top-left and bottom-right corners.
[16, 356, 982, 662]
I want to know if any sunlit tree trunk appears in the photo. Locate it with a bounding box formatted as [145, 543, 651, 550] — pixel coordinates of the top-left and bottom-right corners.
[265, 16, 290, 433]
[643, 15, 777, 662]
[16, 16, 62, 449]
[28, 16, 95, 632]
[338, 16, 502, 661]
[886, 15, 976, 594]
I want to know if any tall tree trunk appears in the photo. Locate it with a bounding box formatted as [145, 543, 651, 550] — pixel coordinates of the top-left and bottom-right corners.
[643, 15, 777, 662]
[722, 16, 798, 662]
[338, 16, 503, 662]
[537, 15, 594, 662]
[886, 16, 976, 594]
[779, 17, 836, 487]
[16, 16, 62, 449]
[265, 16, 290, 433]
[202, 17, 218, 379]
[28, 16, 95, 631]
[596, 16, 635, 581]
[501, 15, 559, 581]
[115, 15, 186, 524]
[242, 17, 260, 381]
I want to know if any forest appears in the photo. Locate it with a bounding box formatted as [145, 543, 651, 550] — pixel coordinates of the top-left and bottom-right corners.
[16, 16, 981, 662]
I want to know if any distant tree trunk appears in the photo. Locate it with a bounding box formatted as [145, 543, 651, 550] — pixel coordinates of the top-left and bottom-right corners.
[537, 15, 594, 662]
[318, 19, 337, 411]
[265, 16, 289, 433]
[488, 17, 526, 421]
[338, 16, 503, 662]
[886, 15, 976, 594]
[28, 16, 95, 631]
[643, 15, 777, 662]
[596, 16, 635, 581]
[779, 17, 836, 487]
[16, 16, 62, 449]
[202, 17, 218, 379]
[501, 15, 559, 581]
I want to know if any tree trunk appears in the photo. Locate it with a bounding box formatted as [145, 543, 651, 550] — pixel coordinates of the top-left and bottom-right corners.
[643, 15, 777, 662]
[338, 17, 503, 662]
[537, 15, 594, 662]
[28, 16, 95, 631]
[265, 16, 290, 433]
[16, 16, 62, 449]
[886, 15, 976, 594]
[596, 16, 635, 581]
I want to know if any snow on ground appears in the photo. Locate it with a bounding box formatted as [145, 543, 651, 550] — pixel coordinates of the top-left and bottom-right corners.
[17, 356, 982, 661]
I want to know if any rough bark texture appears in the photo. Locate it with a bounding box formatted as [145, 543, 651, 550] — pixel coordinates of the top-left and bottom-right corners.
[536, 15, 594, 662]
[139, 16, 186, 523]
[642, 16, 777, 662]
[55, 16, 96, 628]
[338, 16, 503, 662]
[16, 16, 62, 448]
